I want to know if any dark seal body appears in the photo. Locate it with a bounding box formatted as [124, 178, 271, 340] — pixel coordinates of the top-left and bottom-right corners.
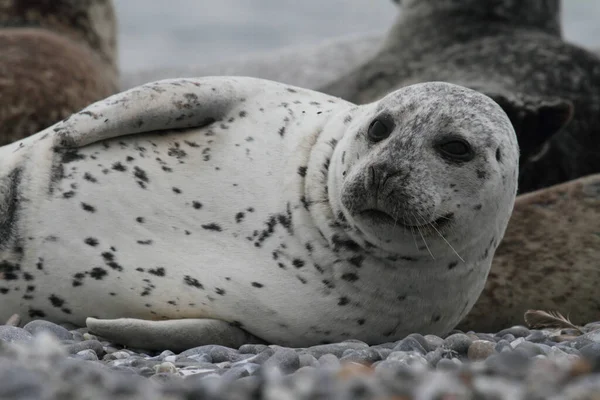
[321, 0, 600, 194]
[0, 0, 118, 145]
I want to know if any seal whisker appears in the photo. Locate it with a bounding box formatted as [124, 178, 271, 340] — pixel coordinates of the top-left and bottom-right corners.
[413, 211, 435, 260]
[424, 211, 465, 263]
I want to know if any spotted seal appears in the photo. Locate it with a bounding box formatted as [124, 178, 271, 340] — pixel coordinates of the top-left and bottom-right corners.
[321, 0, 600, 194]
[0, 77, 518, 350]
[0, 0, 118, 145]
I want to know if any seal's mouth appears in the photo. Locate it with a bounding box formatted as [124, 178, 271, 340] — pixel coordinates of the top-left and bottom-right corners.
[359, 209, 453, 230]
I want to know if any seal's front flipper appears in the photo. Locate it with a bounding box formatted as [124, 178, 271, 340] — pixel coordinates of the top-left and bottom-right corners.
[86, 317, 265, 352]
[50, 77, 267, 149]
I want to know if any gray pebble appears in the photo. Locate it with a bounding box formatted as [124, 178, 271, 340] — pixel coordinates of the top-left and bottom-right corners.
[0, 326, 32, 343]
[468, 340, 496, 361]
[23, 320, 73, 341]
[514, 341, 548, 357]
[579, 343, 600, 371]
[525, 330, 549, 343]
[179, 345, 240, 363]
[73, 349, 99, 361]
[424, 335, 444, 350]
[443, 333, 473, 355]
[306, 341, 368, 358]
[497, 326, 531, 338]
[299, 353, 318, 368]
[494, 340, 512, 353]
[318, 354, 341, 369]
[436, 358, 461, 371]
[372, 347, 393, 359]
[245, 348, 275, 365]
[484, 351, 531, 379]
[0, 364, 44, 399]
[222, 365, 251, 381]
[262, 348, 300, 375]
[239, 344, 268, 354]
[501, 334, 516, 342]
[340, 348, 382, 364]
[393, 337, 426, 355]
[65, 340, 105, 358]
[405, 333, 431, 352]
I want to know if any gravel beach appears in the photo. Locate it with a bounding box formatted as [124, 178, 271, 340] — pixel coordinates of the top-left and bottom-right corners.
[1, 318, 600, 399]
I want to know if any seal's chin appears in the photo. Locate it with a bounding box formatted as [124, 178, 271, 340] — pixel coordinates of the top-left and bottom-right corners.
[359, 209, 453, 230]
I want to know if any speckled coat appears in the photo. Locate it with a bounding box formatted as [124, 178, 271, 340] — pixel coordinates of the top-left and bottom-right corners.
[0, 77, 518, 347]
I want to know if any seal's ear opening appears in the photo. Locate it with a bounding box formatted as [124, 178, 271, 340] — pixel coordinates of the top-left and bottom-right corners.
[485, 92, 574, 161]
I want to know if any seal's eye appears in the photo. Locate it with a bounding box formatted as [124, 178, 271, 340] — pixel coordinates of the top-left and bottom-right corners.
[367, 119, 392, 142]
[437, 139, 474, 161]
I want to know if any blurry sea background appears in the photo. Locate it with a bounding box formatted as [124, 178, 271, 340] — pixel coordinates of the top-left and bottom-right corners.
[114, 1, 600, 73]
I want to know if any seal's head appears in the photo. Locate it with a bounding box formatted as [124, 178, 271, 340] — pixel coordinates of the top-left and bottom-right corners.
[333, 82, 519, 257]
[0, 0, 117, 68]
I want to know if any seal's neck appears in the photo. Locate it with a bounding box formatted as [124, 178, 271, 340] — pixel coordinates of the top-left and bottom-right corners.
[398, 0, 562, 37]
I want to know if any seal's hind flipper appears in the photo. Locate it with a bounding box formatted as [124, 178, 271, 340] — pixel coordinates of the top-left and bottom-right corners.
[51, 77, 265, 149]
[86, 317, 265, 352]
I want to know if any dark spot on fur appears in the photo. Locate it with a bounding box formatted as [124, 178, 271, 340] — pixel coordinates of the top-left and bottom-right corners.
[137, 240, 153, 245]
[49, 294, 65, 308]
[202, 223, 222, 232]
[192, 201, 202, 210]
[448, 261, 458, 270]
[292, 259, 305, 269]
[235, 212, 245, 223]
[136, 217, 145, 223]
[251, 282, 264, 288]
[81, 203, 96, 213]
[148, 267, 165, 277]
[183, 275, 204, 289]
[341, 273, 359, 282]
[172, 187, 182, 194]
[28, 309, 46, 318]
[84, 237, 98, 247]
[83, 172, 97, 183]
[298, 166, 307, 177]
[338, 296, 350, 306]
[90, 267, 108, 280]
[112, 162, 127, 172]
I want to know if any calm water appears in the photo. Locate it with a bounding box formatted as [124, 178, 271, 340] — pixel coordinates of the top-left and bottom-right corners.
[114, 1, 600, 73]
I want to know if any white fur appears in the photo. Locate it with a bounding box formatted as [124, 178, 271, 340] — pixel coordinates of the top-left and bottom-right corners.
[0, 77, 518, 347]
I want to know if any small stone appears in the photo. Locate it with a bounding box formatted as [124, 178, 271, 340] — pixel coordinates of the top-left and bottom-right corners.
[0, 364, 44, 399]
[443, 333, 473, 355]
[150, 372, 183, 384]
[154, 361, 177, 374]
[340, 348, 382, 364]
[484, 350, 531, 379]
[318, 354, 341, 369]
[23, 320, 73, 341]
[501, 334, 516, 342]
[239, 344, 268, 354]
[514, 341, 548, 357]
[299, 353, 318, 368]
[579, 342, 600, 369]
[497, 326, 531, 338]
[306, 341, 368, 358]
[245, 348, 275, 365]
[424, 335, 444, 350]
[179, 345, 240, 363]
[65, 340, 106, 358]
[405, 333, 431, 351]
[436, 358, 461, 371]
[525, 330, 548, 343]
[468, 340, 496, 361]
[393, 337, 426, 355]
[372, 348, 393, 359]
[0, 326, 32, 343]
[73, 349, 99, 361]
[263, 348, 300, 375]
[494, 340, 512, 353]
[222, 365, 251, 381]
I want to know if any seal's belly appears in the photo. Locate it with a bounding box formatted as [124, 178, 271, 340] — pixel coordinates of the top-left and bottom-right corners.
[3, 119, 321, 327]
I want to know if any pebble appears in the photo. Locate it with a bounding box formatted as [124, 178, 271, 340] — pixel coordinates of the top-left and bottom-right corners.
[468, 340, 496, 361]
[442, 333, 473, 354]
[23, 320, 73, 341]
[0, 326, 32, 343]
[1, 319, 600, 398]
